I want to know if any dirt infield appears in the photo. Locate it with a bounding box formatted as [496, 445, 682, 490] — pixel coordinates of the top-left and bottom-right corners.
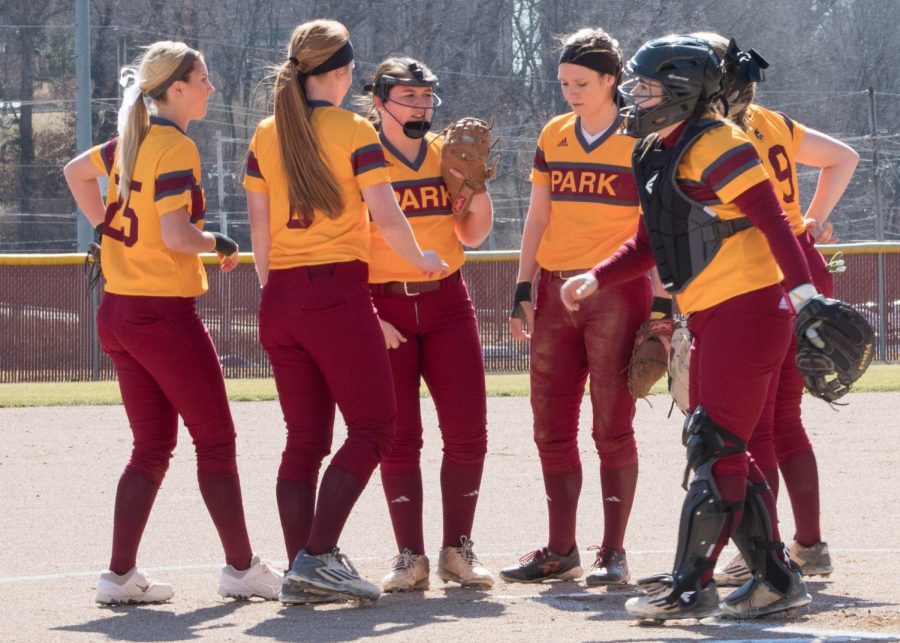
[1, 394, 898, 642]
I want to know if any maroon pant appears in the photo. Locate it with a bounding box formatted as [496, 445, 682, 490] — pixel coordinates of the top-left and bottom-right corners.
[748, 232, 834, 470]
[374, 272, 487, 550]
[97, 293, 238, 483]
[98, 292, 253, 572]
[259, 261, 396, 487]
[531, 272, 650, 473]
[687, 284, 793, 478]
[374, 273, 487, 473]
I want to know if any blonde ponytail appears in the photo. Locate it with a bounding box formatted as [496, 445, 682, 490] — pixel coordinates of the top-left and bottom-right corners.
[117, 41, 201, 201]
[274, 20, 349, 224]
[117, 96, 150, 201]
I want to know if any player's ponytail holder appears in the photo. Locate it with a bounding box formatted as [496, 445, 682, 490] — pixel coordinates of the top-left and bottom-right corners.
[117, 67, 143, 138]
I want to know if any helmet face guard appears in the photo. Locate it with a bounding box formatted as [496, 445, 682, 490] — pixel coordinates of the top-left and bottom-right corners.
[365, 63, 441, 139]
[617, 36, 724, 138]
[619, 75, 697, 138]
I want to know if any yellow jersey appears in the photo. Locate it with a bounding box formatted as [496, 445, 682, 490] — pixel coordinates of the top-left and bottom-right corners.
[89, 116, 208, 297]
[243, 101, 390, 269]
[743, 104, 807, 235]
[368, 132, 465, 282]
[530, 113, 640, 271]
[671, 118, 784, 313]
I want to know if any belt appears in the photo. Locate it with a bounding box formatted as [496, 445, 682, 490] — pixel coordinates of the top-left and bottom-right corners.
[545, 268, 591, 280]
[374, 271, 461, 296]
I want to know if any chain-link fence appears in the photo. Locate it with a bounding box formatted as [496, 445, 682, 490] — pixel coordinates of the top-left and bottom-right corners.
[1, 246, 898, 383]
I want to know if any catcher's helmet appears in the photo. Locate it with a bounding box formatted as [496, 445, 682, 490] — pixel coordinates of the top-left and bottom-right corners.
[619, 35, 724, 138]
[365, 62, 440, 105]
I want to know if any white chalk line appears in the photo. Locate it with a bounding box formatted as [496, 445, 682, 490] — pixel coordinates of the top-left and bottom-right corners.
[1, 547, 899, 585]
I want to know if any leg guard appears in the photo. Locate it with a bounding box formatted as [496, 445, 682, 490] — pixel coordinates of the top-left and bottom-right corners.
[640, 407, 744, 598]
[730, 480, 792, 593]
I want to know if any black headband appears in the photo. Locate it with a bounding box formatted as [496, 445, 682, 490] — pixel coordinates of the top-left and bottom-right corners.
[558, 44, 621, 77]
[147, 52, 197, 99]
[294, 40, 354, 85]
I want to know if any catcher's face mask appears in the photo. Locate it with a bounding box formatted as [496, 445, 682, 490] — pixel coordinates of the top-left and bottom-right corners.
[618, 76, 674, 137]
[367, 63, 441, 139]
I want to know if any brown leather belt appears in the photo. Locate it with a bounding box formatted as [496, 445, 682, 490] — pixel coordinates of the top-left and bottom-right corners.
[374, 271, 461, 296]
[545, 268, 591, 280]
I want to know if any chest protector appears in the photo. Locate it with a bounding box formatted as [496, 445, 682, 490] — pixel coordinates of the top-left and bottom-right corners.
[633, 118, 754, 294]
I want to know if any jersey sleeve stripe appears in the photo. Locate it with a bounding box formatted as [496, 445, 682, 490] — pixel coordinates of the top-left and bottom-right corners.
[245, 151, 263, 179]
[703, 146, 762, 193]
[101, 138, 118, 175]
[777, 111, 795, 136]
[678, 181, 720, 205]
[533, 146, 549, 173]
[155, 170, 196, 201]
[351, 143, 387, 176]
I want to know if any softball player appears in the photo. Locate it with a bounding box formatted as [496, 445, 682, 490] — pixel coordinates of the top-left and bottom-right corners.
[362, 57, 494, 592]
[692, 34, 859, 586]
[243, 20, 447, 604]
[501, 27, 657, 587]
[562, 35, 820, 620]
[63, 41, 281, 604]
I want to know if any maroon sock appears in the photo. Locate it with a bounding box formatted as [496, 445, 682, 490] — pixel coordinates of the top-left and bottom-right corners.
[544, 467, 582, 555]
[778, 449, 822, 546]
[276, 478, 317, 563]
[441, 458, 485, 548]
[304, 465, 366, 555]
[599, 462, 638, 552]
[760, 466, 780, 500]
[699, 473, 746, 586]
[381, 468, 425, 554]
[198, 472, 253, 570]
[109, 469, 160, 575]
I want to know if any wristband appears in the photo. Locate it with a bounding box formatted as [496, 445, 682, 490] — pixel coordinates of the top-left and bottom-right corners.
[788, 283, 819, 313]
[650, 296, 673, 319]
[510, 281, 532, 321]
[514, 281, 532, 305]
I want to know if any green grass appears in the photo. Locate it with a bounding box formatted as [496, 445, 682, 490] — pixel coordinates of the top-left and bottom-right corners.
[1, 365, 898, 407]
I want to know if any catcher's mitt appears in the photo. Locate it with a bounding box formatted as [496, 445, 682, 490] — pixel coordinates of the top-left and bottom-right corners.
[441, 117, 500, 215]
[794, 296, 875, 403]
[627, 318, 674, 399]
[668, 324, 692, 415]
[85, 224, 104, 293]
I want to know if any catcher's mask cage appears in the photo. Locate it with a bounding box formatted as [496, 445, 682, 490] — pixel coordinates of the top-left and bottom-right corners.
[618, 35, 724, 138]
[364, 62, 442, 109]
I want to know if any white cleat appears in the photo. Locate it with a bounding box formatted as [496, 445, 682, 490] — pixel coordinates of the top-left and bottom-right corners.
[218, 554, 283, 600]
[95, 568, 174, 605]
